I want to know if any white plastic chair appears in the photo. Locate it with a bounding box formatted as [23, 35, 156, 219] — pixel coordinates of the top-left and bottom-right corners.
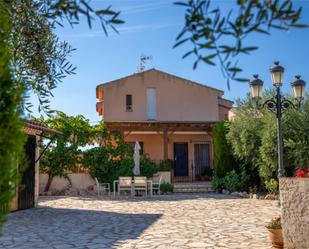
[115, 177, 133, 196]
[95, 177, 110, 196]
[152, 176, 163, 195]
[133, 176, 148, 196]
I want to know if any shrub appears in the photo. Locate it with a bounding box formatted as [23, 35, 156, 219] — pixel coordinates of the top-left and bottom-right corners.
[238, 167, 250, 191]
[223, 170, 240, 192]
[88, 152, 164, 191]
[160, 183, 174, 193]
[157, 160, 173, 171]
[212, 169, 249, 193]
[212, 175, 224, 192]
[88, 156, 133, 190]
[140, 155, 158, 178]
[264, 178, 279, 195]
[249, 186, 258, 194]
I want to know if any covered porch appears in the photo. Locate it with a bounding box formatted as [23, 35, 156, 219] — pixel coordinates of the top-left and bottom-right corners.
[105, 121, 214, 182]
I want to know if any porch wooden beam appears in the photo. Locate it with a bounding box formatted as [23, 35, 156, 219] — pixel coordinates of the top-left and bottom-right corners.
[105, 122, 213, 132]
[123, 130, 132, 139]
[107, 125, 212, 131]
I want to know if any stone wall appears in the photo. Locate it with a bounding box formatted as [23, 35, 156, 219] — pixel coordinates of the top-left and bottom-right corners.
[40, 172, 171, 195]
[279, 177, 309, 249]
[40, 173, 96, 194]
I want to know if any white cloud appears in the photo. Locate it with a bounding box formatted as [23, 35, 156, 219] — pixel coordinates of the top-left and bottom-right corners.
[118, 1, 174, 15]
[93, 0, 174, 12]
[58, 23, 180, 39]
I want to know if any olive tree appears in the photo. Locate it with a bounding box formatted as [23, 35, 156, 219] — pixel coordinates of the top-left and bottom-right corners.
[174, 0, 308, 88]
[0, 0, 123, 230]
[227, 91, 309, 185]
[38, 112, 93, 192]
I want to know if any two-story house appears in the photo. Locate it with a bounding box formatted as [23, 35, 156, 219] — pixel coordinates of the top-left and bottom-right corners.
[96, 69, 233, 182]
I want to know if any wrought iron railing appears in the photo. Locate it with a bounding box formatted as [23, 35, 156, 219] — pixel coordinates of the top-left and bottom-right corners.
[150, 159, 213, 183]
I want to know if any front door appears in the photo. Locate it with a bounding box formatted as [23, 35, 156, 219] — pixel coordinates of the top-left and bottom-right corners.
[174, 143, 188, 176]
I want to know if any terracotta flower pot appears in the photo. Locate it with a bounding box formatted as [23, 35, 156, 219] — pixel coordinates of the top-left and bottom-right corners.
[268, 228, 284, 248]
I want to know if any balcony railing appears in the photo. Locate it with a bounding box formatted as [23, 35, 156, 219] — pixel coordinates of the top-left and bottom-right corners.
[150, 159, 213, 183]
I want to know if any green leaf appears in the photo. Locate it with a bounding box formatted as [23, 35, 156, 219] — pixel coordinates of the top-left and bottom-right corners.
[182, 50, 194, 59]
[173, 38, 190, 48]
[95, 9, 116, 15]
[198, 41, 215, 49]
[228, 67, 242, 73]
[202, 54, 216, 66]
[234, 77, 249, 82]
[193, 60, 199, 70]
[216, 18, 225, 32]
[176, 28, 187, 40]
[174, 1, 189, 7]
[110, 19, 125, 24]
[239, 46, 258, 54]
[220, 45, 235, 54]
[241, 46, 258, 51]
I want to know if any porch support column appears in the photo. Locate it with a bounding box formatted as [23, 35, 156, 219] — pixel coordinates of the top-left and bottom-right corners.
[163, 128, 168, 160]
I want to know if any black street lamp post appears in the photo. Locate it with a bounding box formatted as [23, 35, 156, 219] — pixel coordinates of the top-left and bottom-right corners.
[249, 62, 306, 178]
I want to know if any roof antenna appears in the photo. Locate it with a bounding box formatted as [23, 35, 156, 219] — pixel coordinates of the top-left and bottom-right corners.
[137, 54, 153, 73]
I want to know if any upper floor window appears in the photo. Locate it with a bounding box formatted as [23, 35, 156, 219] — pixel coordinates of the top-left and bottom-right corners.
[126, 94, 132, 111]
[147, 88, 157, 120]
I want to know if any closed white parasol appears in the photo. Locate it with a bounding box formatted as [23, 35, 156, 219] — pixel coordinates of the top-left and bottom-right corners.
[133, 141, 141, 176]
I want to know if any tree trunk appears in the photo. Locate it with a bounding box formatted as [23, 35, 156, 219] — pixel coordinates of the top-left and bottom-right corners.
[44, 174, 53, 192]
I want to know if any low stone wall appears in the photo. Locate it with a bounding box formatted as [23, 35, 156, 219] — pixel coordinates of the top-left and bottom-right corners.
[40, 171, 172, 195]
[152, 171, 171, 184]
[280, 177, 309, 249]
[40, 173, 96, 194]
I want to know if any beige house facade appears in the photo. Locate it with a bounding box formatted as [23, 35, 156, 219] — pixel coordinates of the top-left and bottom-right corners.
[96, 69, 233, 182]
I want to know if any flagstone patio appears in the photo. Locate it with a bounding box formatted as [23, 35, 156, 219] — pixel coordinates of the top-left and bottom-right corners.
[0, 194, 280, 249]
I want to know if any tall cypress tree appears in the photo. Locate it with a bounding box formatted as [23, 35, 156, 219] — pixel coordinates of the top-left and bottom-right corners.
[213, 121, 237, 178]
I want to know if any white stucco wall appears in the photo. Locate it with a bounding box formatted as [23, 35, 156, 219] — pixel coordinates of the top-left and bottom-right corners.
[39, 173, 96, 193]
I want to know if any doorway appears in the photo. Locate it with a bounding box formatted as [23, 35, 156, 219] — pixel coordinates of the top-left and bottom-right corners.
[174, 143, 189, 176]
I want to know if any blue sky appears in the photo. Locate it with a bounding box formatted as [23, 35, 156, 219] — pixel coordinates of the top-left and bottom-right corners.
[30, 0, 309, 123]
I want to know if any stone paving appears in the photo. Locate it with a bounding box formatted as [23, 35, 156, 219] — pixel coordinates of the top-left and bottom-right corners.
[0, 194, 280, 249]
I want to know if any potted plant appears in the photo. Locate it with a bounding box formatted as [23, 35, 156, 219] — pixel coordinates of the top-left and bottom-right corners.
[266, 216, 283, 248]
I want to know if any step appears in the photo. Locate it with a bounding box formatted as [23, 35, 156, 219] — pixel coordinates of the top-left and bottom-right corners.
[173, 187, 213, 193]
[174, 183, 212, 188]
[173, 182, 213, 193]
[173, 183, 212, 188]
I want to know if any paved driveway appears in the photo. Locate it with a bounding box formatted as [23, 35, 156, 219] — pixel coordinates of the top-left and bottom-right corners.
[0, 194, 280, 249]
